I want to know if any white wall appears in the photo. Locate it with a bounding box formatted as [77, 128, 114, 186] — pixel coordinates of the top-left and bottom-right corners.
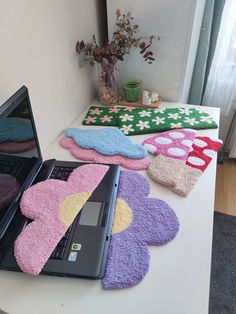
[107, 0, 205, 103]
[0, 0, 103, 153]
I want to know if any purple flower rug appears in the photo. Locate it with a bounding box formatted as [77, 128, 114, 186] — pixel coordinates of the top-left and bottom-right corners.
[103, 171, 180, 289]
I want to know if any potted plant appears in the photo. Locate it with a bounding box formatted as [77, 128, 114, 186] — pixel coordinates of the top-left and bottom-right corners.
[76, 9, 159, 105]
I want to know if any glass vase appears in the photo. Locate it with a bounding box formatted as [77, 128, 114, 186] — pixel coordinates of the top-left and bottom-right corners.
[98, 61, 119, 106]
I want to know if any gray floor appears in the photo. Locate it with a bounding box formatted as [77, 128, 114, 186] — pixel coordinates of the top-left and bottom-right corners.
[209, 212, 236, 314]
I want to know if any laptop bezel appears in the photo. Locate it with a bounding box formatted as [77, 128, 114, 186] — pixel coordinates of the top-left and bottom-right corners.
[0, 86, 43, 238]
[0, 86, 42, 159]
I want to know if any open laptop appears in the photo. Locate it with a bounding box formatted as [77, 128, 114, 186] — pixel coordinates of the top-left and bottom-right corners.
[0, 86, 120, 278]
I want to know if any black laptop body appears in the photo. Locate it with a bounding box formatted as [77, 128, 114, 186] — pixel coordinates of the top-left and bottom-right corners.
[0, 86, 120, 279]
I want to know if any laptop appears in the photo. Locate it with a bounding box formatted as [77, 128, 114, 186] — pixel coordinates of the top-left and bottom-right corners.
[0, 86, 120, 279]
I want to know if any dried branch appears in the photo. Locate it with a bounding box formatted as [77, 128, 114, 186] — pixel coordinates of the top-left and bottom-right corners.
[75, 9, 159, 67]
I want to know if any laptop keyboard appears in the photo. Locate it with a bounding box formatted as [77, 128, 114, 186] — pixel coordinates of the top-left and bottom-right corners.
[0, 160, 22, 176]
[50, 225, 73, 260]
[49, 166, 75, 260]
[50, 166, 73, 181]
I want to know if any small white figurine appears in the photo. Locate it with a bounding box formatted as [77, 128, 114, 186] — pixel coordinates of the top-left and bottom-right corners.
[142, 90, 152, 105]
[151, 91, 159, 103]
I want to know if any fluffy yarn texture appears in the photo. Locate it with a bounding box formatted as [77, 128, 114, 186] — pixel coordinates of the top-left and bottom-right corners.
[186, 137, 223, 171]
[82, 105, 123, 126]
[103, 171, 179, 289]
[59, 136, 152, 170]
[0, 118, 34, 142]
[143, 129, 196, 160]
[118, 107, 218, 136]
[65, 128, 148, 159]
[146, 129, 196, 187]
[170, 165, 202, 196]
[148, 136, 222, 196]
[171, 136, 223, 196]
[0, 140, 36, 153]
[0, 174, 20, 210]
[14, 164, 109, 276]
[148, 155, 185, 187]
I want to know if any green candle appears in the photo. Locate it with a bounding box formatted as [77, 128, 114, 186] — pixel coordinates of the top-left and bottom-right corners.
[123, 79, 142, 102]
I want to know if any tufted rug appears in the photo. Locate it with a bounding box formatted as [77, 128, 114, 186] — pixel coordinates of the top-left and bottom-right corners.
[103, 170, 180, 289]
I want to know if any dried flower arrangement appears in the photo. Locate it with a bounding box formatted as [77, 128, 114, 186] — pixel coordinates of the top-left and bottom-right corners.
[76, 9, 159, 105]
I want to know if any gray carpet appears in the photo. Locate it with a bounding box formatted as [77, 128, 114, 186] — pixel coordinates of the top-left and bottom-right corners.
[209, 212, 236, 314]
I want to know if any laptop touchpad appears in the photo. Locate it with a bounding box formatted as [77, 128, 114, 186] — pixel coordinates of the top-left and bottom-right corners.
[79, 201, 102, 227]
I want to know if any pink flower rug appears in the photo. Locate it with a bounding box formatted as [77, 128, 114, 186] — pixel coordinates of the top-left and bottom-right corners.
[14, 164, 109, 275]
[59, 136, 152, 170]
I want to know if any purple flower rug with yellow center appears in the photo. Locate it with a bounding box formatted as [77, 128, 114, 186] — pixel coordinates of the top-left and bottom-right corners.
[103, 171, 180, 289]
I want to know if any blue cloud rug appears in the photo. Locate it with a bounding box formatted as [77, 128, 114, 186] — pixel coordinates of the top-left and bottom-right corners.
[65, 128, 148, 159]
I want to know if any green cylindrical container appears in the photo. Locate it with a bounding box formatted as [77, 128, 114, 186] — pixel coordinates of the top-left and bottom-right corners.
[123, 79, 142, 102]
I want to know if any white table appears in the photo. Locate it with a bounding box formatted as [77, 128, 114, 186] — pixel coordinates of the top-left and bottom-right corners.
[0, 102, 220, 314]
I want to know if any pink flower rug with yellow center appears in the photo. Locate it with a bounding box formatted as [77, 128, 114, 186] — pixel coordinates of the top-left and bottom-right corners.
[14, 164, 109, 276]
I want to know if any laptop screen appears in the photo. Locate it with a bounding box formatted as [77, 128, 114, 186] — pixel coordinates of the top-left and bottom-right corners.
[0, 87, 41, 224]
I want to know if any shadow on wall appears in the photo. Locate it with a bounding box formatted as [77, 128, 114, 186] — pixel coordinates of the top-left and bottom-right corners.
[0, 308, 9, 314]
[95, 0, 108, 44]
